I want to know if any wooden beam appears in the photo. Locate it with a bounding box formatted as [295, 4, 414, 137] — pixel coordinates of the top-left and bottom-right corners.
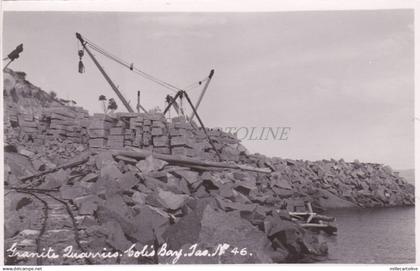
[20, 155, 89, 182]
[112, 149, 272, 174]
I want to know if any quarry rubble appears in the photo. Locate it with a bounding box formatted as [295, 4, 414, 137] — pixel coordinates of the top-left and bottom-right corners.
[3, 69, 415, 265]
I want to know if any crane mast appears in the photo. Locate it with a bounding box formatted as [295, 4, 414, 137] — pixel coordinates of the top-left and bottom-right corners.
[76, 33, 135, 113]
[75, 32, 214, 117]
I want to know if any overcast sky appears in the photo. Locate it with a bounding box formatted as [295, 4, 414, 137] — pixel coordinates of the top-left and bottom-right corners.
[3, 10, 414, 169]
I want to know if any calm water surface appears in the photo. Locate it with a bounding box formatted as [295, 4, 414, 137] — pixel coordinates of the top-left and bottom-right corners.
[321, 207, 415, 264]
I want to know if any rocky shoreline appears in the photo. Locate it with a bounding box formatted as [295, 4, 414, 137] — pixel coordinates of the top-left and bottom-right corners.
[3, 69, 414, 265]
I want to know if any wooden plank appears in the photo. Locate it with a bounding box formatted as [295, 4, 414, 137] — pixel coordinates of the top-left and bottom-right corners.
[112, 149, 272, 174]
[20, 155, 89, 182]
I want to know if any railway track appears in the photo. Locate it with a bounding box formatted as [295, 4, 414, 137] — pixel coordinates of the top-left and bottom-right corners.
[5, 189, 92, 265]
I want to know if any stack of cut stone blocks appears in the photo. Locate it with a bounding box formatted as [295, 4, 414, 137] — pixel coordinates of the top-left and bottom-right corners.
[168, 116, 196, 157]
[108, 125, 125, 149]
[129, 114, 144, 148]
[41, 107, 90, 143]
[11, 107, 242, 161]
[46, 107, 76, 139]
[150, 114, 169, 154]
[88, 113, 114, 151]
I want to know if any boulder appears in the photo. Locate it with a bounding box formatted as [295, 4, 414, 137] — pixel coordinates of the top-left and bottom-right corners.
[99, 220, 132, 251]
[197, 206, 274, 263]
[133, 205, 169, 244]
[17, 148, 35, 158]
[91, 175, 124, 198]
[95, 151, 116, 169]
[80, 173, 99, 183]
[136, 155, 168, 174]
[173, 170, 199, 185]
[132, 191, 147, 205]
[96, 195, 137, 240]
[60, 183, 87, 200]
[32, 159, 46, 171]
[219, 183, 235, 198]
[118, 171, 139, 191]
[100, 163, 123, 181]
[264, 215, 300, 237]
[74, 195, 100, 215]
[270, 173, 292, 190]
[264, 215, 305, 260]
[316, 189, 357, 209]
[41, 169, 69, 189]
[216, 197, 256, 213]
[272, 187, 294, 198]
[234, 178, 257, 196]
[162, 209, 202, 250]
[165, 173, 185, 194]
[5, 192, 33, 212]
[157, 188, 189, 210]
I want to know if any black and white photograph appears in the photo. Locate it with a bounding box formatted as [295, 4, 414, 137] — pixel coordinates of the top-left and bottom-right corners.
[1, 2, 417, 268]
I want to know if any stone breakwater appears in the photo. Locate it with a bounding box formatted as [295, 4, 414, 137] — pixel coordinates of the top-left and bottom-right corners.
[3, 69, 414, 265]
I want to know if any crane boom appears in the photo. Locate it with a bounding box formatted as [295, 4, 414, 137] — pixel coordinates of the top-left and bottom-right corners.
[76, 33, 134, 113]
[189, 69, 214, 120]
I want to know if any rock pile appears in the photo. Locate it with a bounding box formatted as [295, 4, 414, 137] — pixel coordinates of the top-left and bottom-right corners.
[3, 69, 415, 265]
[5, 143, 414, 265]
[239, 155, 415, 209]
[5, 151, 329, 265]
